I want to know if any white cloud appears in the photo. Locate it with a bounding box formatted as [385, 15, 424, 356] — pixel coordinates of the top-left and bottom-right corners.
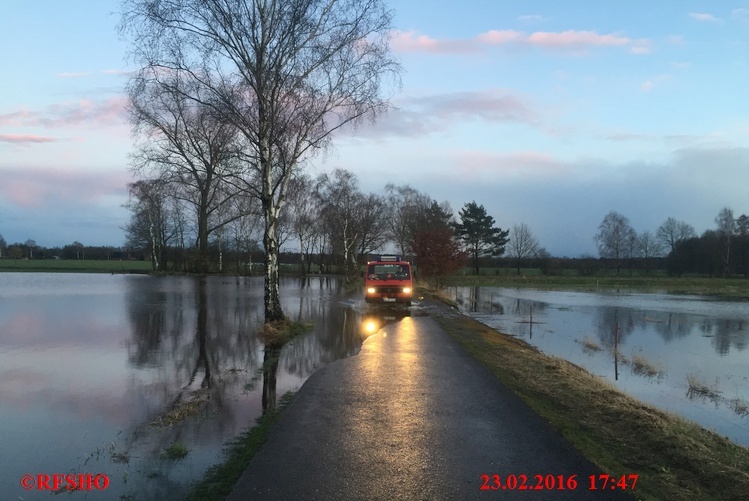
[688, 12, 722, 23]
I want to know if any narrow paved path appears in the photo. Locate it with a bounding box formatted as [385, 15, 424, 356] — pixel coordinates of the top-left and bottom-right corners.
[227, 304, 635, 500]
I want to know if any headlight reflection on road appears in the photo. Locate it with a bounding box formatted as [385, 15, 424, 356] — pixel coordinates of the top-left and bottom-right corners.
[364, 320, 379, 334]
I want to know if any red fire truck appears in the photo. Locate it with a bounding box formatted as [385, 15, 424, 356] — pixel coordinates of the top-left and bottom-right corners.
[364, 255, 413, 306]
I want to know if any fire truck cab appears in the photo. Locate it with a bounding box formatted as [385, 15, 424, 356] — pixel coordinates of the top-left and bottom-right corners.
[364, 255, 413, 306]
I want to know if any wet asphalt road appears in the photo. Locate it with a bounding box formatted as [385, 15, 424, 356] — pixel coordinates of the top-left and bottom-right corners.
[226, 303, 636, 501]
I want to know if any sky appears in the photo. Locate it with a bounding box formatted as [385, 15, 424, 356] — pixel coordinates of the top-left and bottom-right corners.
[1, 1, 749, 257]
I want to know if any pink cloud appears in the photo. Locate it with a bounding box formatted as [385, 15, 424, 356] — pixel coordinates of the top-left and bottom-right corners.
[475, 30, 523, 45]
[452, 150, 569, 180]
[390, 30, 477, 54]
[0, 97, 128, 129]
[0, 167, 130, 208]
[0, 134, 57, 144]
[526, 30, 630, 48]
[391, 29, 644, 55]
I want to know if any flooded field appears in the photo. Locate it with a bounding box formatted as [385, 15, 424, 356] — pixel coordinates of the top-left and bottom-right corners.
[451, 286, 749, 448]
[0, 273, 380, 500]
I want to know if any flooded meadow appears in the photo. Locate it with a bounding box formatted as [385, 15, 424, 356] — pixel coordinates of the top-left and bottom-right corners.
[450, 286, 749, 448]
[0, 273, 378, 500]
[3, 273, 748, 500]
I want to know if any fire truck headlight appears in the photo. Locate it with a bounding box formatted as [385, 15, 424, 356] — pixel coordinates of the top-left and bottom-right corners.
[367, 287, 376, 294]
[402, 287, 411, 294]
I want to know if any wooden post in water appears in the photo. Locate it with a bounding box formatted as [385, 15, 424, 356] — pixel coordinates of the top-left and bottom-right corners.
[529, 304, 534, 339]
[614, 322, 619, 381]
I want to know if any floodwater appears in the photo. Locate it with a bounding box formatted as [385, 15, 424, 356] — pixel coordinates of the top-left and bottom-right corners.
[451, 286, 749, 447]
[0, 273, 392, 500]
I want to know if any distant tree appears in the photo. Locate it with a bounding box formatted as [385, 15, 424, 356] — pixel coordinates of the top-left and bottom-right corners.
[0, 234, 6, 258]
[286, 174, 318, 276]
[24, 239, 38, 259]
[715, 207, 736, 275]
[636, 230, 662, 273]
[412, 227, 467, 287]
[508, 223, 541, 276]
[354, 193, 390, 268]
[454, 201, 509, 275]
[127, 68, 238, 273]
[595, 211, 636, 275]
[668, 231, 723, 277]
[418, 200, 454, 231]
[656, 217, 696, 255]
[737, 214, 749, 236]
[384, 184, 432, 257]
[7, 245, 22, 259]
[125, 179, 178, 270]
[315, 169, 365, 283]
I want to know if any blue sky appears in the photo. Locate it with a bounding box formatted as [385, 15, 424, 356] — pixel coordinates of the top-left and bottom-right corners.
[1, 1, 748, 257]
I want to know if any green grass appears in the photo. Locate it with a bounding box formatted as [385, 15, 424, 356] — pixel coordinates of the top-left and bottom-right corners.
[161, 442, 189, 460]
[0, 258, 153, 273]
[186, 392, 295, 501]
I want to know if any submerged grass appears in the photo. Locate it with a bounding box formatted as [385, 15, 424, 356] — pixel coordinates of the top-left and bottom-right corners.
[258, 319, 313, 347]
[728, 397, 749, 418]
[686, 374, 722, 402]
[161, 442, 189, 460]
[431, 303, 749, 501]
[579, 336, 603, 352]
[187, 392, 295, 501]
[629, 354, 665, 379]
[150, 390, 209, 428]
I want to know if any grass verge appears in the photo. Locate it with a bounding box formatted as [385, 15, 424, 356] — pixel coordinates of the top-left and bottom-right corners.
[186, 392, 295, 501]
[431, 305, 749, 501]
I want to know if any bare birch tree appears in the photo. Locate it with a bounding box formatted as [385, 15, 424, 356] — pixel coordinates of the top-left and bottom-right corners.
[315, 169, 362, 283]
[121, 0, 400, 321]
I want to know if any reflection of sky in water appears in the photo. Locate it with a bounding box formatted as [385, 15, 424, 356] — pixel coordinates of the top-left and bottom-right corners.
[0, 273, 361, 500]
[452, 287, 749, 447]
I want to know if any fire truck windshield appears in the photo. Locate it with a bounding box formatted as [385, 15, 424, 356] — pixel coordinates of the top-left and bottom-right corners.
[367, 264, 410, 280]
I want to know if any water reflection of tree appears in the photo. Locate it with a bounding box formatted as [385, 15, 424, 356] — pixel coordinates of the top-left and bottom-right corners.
[124, 275, 376, 430]
[118, 276, 381, 496]
[596, 308, 636, 348]
[706, 319, 749, 355]
[281, 303, 364, 378]
[594, 305, 749, 357]
[262, 345, 281, 411]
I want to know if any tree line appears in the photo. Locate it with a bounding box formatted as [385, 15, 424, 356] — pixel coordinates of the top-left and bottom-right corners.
[122, 165, 527, 284]
[0, 237, 136, 261]
[595, 208, 749, 276]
